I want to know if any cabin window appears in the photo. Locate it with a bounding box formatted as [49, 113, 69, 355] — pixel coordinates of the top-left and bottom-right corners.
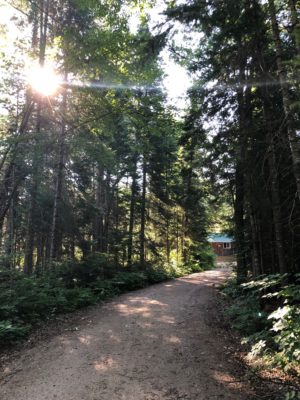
[223, 242, 231, 249]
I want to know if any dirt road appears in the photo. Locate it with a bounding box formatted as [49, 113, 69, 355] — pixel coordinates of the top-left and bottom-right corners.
[0, 269, 254, 400]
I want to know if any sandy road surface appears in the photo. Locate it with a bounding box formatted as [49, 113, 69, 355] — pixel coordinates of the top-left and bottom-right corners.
[0, 269, 254, 400]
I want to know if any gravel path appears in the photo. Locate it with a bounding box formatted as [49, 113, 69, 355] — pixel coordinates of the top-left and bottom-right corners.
[0, 269, 255, 400]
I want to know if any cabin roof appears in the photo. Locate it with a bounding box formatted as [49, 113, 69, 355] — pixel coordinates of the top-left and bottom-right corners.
[208, 234, 234, 243]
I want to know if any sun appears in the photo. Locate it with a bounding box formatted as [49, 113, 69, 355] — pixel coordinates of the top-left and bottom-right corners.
[27, 64, 60, 96]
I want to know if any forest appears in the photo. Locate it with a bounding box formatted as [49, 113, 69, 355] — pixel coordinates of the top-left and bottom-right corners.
[0, 0, 299, 392]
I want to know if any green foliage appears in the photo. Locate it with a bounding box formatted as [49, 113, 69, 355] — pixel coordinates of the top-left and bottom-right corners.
[111, 271, 148, 291]
[269, 305, 300, 366]
[0, 254, 209, 346]
[189, 243, 215, 271]
[91, 279, 121, 299]
[0, 321, 30, 343]
[54, 253, 119, 288]
[285, 390, 300, 400]
[144, 267, 170, 283]
[63, 288, 97, 310]
[227, 297, 270, 335]
[223, 274, 300, 371]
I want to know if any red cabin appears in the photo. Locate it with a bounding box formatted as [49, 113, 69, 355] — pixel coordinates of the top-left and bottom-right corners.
[208, 234, 236, 257]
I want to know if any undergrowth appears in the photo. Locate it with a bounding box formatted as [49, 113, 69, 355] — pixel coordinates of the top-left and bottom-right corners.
[0, 254, 209, 346]
[222, 274, 300, 377]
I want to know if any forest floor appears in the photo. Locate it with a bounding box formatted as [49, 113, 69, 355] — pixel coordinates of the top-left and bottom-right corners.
[0, 269, 278, 400]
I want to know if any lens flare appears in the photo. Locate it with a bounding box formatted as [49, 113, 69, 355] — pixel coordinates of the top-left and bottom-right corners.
[27, 64, 60, 96]
[66, 79, 159, 92]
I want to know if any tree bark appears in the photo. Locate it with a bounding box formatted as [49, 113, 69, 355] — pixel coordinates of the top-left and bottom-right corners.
[268, 0, 300, 201]
[262, 96, 287, 273]
[127, 157, 138, 267]
[140, 157, 147, 267]
[49, 84, 67, 261]
[93, 166, 104, 253]
[0, 100, 34, 232]
[288, 0, 300, 56]
[235, 63, 248, 284]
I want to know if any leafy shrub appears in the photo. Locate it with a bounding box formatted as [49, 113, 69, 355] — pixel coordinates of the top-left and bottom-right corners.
[227, 297, 271, 335]
[90, 279, 120, 299]
[285, 391, 300, 400]
[223, 274, 300, 370]
[54, 253, 119, 288]
[268, 305, 300, 366]
[111, 272, 148, 291]
[64, 288, 97, 310]
[0, 321, 30, 343]
[144, 267, 170, 283]
[190, 243, 215, 270]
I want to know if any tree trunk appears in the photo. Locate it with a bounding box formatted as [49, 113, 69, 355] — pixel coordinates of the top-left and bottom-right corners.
[49, 84, 67, 261]
[24, 102, 42, 274]
[24, 0, 49, 273]
[288, 0, 300, 56]
[114, 183, 119, 265]
[0, 100, 34, 233]
[262, 96, 287, 274]
[140, 157, 146, 267]
[93, 166, 104, 253]
[235, 63, 248, 283]
[235, 160, 247, 283]
[268, 0, 300, 201]
[127, 157, 138, 267]
[4, 166, 16, 269]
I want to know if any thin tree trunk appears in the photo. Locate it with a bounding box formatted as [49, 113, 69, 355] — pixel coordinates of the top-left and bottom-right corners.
[127, 157, 138, 267]
[235, 160, 247, 283]
[24, 102, 42, 274]
[103, 173, 111, 253]
[93, 166, 104, 253]
[4, 166, 16, 269]
[114, 183, 119, 265]
[166, 217, 170, 264]
[140, 157, 146, 267]
[249, 206, 261, 276]
[176, 210, 179, 266]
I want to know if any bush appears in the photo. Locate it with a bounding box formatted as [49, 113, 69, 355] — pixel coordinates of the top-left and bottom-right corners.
[190, 243, 215, 270]
[223, 274, 300, 370]
[227, 296, 271, 335]
[90, 279, 120, 299]
[110, 271, 148, 291]
[0, 321, 30, 343]
[54, 253, 119, 288]
[144, 267, 170, 283]
[64, 288, 97, 310]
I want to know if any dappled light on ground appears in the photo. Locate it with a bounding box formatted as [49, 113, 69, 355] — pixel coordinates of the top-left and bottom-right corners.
[94, 357, 118, 372]
[0, 270, 255, 400]
[78, 335, 92, 345]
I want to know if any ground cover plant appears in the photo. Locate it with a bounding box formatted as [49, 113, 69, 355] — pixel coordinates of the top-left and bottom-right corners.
[222, 274, 300, 375]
